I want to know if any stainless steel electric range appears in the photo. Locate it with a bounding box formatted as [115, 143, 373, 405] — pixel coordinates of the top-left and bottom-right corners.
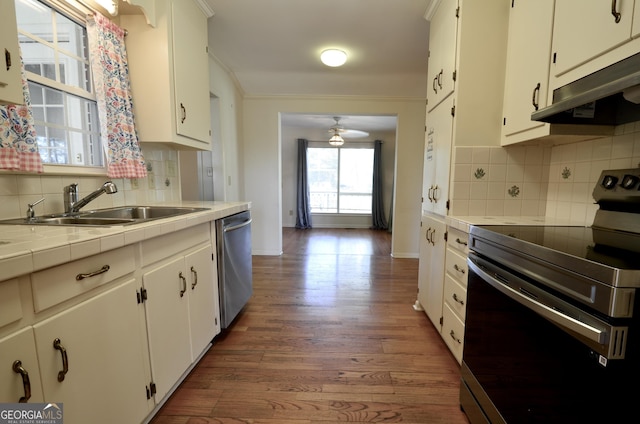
[460, 167, 640, 424]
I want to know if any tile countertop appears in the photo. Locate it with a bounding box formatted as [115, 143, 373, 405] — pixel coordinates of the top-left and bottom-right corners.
[0, 201, 250, 282]
[446, 215, 588, 234]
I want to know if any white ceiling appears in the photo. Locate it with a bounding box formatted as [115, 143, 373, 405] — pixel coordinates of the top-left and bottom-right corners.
[202, 0, 431, 133]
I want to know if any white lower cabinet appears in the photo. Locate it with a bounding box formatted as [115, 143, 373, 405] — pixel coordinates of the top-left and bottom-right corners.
[33, 279, 151, 424]
[0, 327, 44, 404]
[417, 213, 447, 332]
[142, 226, 217, 402]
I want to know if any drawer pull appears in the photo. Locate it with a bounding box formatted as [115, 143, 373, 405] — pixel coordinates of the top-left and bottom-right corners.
[190, 266, 198, 289]
[449, 330, 462, 344]
[76, 265, 110, 281]
[53, 338, 69, 382]
[453, 264, 466, 275]
[452, 293, 465, 305]
[12, 360, 31, 403]
[455, 238, 468, 247]
[179, 272, 187, 297]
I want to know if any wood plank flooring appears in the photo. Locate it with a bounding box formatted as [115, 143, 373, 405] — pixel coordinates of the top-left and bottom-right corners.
[150, 228, 468, 424]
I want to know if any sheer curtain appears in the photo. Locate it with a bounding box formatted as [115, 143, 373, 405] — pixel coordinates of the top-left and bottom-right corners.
[295, 138, 313, 229]
[0, 54, 43, 173]
[371, 139, 388, 230]
[87, 12, 147, 178]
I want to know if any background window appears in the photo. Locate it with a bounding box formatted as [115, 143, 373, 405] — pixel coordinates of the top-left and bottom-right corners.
[308, 147, 374, 214]
[15, 0, 103, 167]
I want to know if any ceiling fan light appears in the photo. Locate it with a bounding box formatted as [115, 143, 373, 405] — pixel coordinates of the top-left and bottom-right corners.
[321, 49, 347, 67]
[329, 133, 344, 146]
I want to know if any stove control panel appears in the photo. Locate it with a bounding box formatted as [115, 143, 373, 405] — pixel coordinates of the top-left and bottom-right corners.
[593, 167, 640, 203]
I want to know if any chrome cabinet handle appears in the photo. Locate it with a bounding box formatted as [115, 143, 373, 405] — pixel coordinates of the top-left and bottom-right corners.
[76, 264, 110, 281]
[12, 360, 31, 403]
[532, 82, 541, 111]
[179, 272, 187, 297]
[53, 338, 68, 382]
[449, 330, 462, 344]
[611, 0, 622, 23]
[180, 103, 186, 123]
[452, 293, 465, 305]
[190, 266, 198, 290]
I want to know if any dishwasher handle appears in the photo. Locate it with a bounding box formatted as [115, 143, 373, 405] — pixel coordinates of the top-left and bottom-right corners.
[223, 218, 252, 233]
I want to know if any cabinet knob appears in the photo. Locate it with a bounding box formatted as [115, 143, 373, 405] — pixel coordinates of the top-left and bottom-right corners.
[12, 360, 31, 403]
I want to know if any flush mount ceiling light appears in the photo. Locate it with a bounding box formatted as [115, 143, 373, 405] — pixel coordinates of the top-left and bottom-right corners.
[321, 49, 347, 67]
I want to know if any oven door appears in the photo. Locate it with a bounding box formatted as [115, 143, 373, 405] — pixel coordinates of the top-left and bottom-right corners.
[460, 252, 639, 424]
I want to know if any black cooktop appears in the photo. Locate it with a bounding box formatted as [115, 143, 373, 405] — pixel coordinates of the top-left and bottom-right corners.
[472, 225, 640, 273]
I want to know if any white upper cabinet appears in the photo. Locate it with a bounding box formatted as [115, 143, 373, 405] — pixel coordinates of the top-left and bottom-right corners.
[423, 96, 454, 216]
[0, 0, 24, 105]
[552, 0, 635, 77]
[426, 0, 458, 113]
[501, 0, 554, 145]
[123, 0, 211, 150]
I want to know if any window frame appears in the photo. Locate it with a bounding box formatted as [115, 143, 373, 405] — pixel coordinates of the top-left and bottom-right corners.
[307, 141, 375, 216]
[15, 0, 108, 176]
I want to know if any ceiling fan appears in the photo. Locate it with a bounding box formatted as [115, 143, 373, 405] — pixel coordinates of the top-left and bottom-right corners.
[328, 117, 369, 146]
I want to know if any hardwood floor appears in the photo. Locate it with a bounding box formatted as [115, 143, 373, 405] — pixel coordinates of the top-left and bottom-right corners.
[150, 228, 468, 424]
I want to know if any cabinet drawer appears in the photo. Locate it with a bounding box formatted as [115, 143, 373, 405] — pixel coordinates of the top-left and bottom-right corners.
[444, 274, 467, 321]
[0, 279, 22, 328]
[141, 223, 210, 267]
[442, 302, 465, 364]
[31, 245, 135, 312]
[445, 247, 468, 286]
[447, 227, 469, 254]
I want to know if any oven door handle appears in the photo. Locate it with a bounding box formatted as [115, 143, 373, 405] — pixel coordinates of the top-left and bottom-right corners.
[468, 257, 607, 345]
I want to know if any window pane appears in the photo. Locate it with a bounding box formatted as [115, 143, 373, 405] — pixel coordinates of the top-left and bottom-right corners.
[16, 0, 102, 167]
[307, 146, 374, 215]
[339, 149, 373, 213]
[308, 148, 338, 213]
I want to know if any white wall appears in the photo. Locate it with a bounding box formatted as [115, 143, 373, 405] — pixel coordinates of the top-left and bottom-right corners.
[242, 96, 426, 257]
[280, 126, 396, 229]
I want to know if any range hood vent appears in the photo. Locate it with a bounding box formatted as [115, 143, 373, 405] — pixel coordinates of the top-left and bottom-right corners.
[532, 52, 640, 125]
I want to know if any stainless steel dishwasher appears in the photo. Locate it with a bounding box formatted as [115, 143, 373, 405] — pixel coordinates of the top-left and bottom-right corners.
[216, 210, 253, 328]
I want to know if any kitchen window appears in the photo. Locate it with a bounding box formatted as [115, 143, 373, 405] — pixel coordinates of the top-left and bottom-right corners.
[307, 145, 374, 214]
[14, 0, 103, 169]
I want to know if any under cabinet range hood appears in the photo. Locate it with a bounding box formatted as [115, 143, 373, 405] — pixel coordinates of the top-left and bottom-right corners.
[532, 52, 640, 125]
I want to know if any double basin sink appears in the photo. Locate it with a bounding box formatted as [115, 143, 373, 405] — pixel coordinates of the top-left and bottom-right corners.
[0, 206, 209, 227]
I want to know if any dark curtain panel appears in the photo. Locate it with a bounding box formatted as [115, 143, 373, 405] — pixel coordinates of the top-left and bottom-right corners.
[295, 138, 313, 229]
[371, 140, 389, 230]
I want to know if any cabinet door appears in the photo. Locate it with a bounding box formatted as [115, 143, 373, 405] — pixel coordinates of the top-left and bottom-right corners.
[501, 0, 554, 144]
[185, 244, 217, 360]
[172, 0, 210, 144]
[417, 214, 446, 332]
[33, 279, 150, 424]
[143, 256, 192, 401]
[424, 96, 454, 215]
[552, 0, 634, 76]
[0, 0, 24, 105]
[426, 0, 458, 112]
[0, 327, 44, 403]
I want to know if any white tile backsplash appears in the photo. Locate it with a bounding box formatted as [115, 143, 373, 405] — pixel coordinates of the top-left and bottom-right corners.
[450, 123, 640, 223]
[0, 146, 180, 220]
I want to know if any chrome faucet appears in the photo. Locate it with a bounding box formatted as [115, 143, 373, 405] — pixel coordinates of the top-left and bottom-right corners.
[64, 181, 118, 214]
